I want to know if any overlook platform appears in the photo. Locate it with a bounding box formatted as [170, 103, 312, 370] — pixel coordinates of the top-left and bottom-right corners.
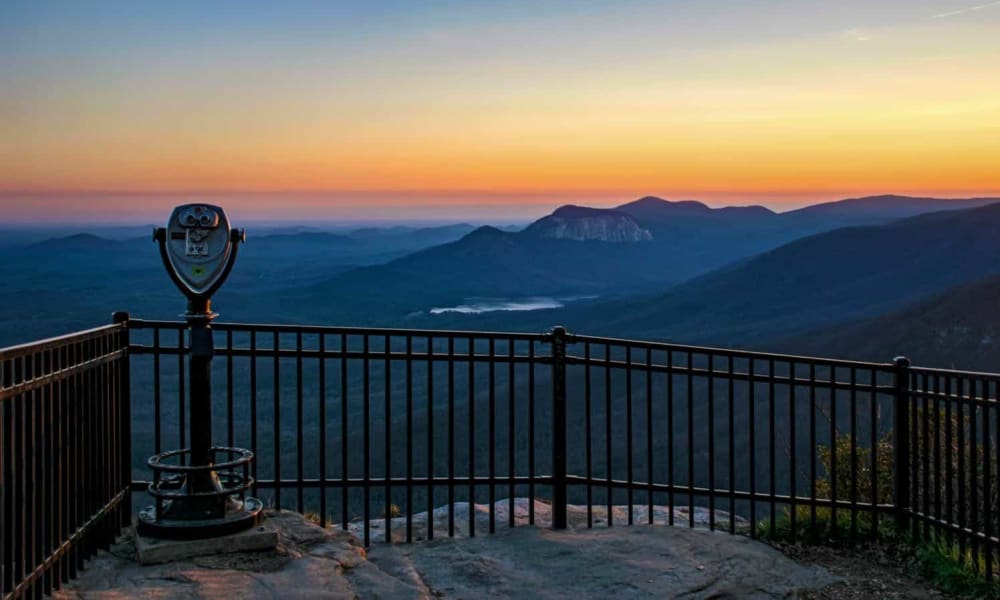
[55, 507, 837, 600]
[3, 317, 997, 598]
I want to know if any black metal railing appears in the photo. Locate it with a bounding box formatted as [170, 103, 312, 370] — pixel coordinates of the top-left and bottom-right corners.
[3, 316, 999, 598]
[126, 319, 554, 545]
[561, 334, 900, 541]
[1, 317, 131, 600]
[905, 366, 1000, 581]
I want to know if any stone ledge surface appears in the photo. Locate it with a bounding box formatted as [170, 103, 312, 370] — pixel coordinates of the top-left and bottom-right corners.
[56, 504, 838, 599]
[135, 524, 279, 565]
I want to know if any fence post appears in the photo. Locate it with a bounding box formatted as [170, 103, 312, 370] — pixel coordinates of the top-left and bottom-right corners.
[892, 356, 911, 534]
[550, 326, 568, 530]
[112, 312, 132, 529]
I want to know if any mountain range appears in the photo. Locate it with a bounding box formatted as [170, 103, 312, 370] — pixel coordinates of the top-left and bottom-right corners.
[780, 273, 1000, 370]
[278, 194, 1000, 326]
[550, 202, 1000, 345]
[3, 193, 1000, 371]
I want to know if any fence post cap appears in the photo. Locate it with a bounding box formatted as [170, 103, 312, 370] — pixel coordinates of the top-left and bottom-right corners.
[112, 311, 130, 324]
[893, 355, 911, 368]
[549, 325, 568, 338]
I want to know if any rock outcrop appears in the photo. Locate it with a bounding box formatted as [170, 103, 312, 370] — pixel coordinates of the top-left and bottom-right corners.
[351, 498, 748, 543]
[523, 205, 653, 243]
[57, 503, 837, 599]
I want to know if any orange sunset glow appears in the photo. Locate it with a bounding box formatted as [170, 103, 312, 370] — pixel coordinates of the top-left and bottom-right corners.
[3, 1, 1000, 220]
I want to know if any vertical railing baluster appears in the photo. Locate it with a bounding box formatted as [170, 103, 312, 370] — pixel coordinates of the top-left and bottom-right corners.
[227, 329, 234, 449]
[28, 362, 37, 594]
[178, 329, 185, 464]
[384, 334, 392, 543]
[273, 331, 281, 510]
[809, 363, 817, 534]
[55, 351, 64, 588]
[687, 350, 694, 529]
[550, 327, 567, 531]
[748, 357, 756, 538]
[249, 331, 258, 498]
[646, 346, 653, 525]
[830, 365, 838, 535]
[427, 336, 436, 540]
[296, 331, 304, 514]
[584, 342, 592, 528]
[768, 358, 776, 539]
[728, 355, 735, 535]
[507, 338, 515, 529]
[468, 335, 476, 537]
[969, 378, 979, 574]
[625, 344, 633, 525]
[708, 353, 715, 532]
[789, 360, 796, 541]
[71, 350, 80, 576]
[605, 343, 612, 526]
[406, 335, 413, 543]
[868, 368, 877, 540]
[488, 337, 496, 533]
[983, 377, 993, 581]
[667, 350, 674, 527]
[153, 328, 161, 455]
[448, 336, 455, 537]
[319, 333, 327, 529]
[340, 333, 348, 531]
[849, 365, 858, 541]
[957, 377, 967, 560]
[910, 370, 919, 543]
[933, 374, 941, 540]
[528, 340, 536, 526]
[363, 334, 370, 546]
[990, 379, 998, 580]
[945, 375, 953, 547]
[0, 361, 7, 597]
[893, 357, 911, 536]
[427, 335, 435, 540]
[40, 352, 51, 596]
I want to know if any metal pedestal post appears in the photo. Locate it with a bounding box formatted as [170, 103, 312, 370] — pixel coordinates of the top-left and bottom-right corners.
[137, 299, 263, 539]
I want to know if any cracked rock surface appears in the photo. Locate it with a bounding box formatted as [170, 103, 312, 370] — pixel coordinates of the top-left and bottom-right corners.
[56, 509, 836, 599]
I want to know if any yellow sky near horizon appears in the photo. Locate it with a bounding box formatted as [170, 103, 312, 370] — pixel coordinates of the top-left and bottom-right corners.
[3, 1, 1000, 212]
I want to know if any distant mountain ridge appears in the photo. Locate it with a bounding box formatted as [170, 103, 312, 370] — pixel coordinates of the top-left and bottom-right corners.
[552, 202, 1000, 345]
[777, 273, 1000, 370]
[783, 194, 1000, 219]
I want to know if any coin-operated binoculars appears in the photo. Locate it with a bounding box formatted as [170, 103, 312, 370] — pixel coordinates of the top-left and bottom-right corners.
[138, 204, 262, 539]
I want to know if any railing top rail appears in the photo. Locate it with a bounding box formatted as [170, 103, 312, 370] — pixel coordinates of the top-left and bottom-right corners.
[908, 364, 1000, 380]
[0, 322, 125, 360]
[125, 317, 551, 341]
[569, 332, 897, 371]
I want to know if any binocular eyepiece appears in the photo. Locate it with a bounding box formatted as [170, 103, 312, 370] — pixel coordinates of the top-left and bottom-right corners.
[179, 205, 221, 229]
[153, 204, 243, 306]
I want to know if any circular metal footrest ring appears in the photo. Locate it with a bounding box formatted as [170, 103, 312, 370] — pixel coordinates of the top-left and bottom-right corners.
[137, 497, 264, 540]
[147, 446, 254, 473]
[139, 445, 262, 539]
[147, 470, 254, 500]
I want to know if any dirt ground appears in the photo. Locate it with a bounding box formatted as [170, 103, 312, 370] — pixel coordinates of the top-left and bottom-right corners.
[773, 541, 954, 599]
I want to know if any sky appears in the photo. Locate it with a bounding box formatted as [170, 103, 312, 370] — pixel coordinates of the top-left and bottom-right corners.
[2, 0, 1000, 222]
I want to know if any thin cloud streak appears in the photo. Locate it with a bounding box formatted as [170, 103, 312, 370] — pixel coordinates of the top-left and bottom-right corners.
[933, 0, 1000, 18]
[844, 28, 871, 42]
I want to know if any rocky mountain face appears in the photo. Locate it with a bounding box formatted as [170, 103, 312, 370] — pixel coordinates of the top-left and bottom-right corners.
[522, 205, 653, 243]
